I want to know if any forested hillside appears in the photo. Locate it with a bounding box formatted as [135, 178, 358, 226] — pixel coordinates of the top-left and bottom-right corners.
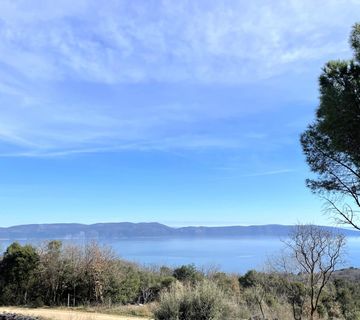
[0, 223, 359, 240]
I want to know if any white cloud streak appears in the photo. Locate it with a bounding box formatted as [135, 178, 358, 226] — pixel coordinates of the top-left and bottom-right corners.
[240, 169, 296, 177]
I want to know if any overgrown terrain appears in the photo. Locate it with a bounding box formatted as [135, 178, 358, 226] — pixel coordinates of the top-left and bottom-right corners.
[0, 240, 359, 320]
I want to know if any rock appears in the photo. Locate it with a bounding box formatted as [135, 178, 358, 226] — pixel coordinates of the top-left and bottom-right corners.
[0, 313, 38, 320]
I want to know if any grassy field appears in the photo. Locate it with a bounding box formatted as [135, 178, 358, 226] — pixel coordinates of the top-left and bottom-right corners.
[0, 307, 152, 320]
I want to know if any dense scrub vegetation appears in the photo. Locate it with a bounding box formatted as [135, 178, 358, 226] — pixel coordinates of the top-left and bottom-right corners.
[0, 240, 360, 319]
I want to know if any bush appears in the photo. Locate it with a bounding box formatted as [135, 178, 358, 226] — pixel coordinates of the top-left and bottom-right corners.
[154, 280, 242, 320]
[173, 264, 202, 284]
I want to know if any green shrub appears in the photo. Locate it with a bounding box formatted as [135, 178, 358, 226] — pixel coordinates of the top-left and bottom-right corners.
[154, 280, 241, 320]
[173, 264, 202, 284]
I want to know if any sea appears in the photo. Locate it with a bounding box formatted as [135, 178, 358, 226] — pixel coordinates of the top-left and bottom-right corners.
[1, 237, 360, 273]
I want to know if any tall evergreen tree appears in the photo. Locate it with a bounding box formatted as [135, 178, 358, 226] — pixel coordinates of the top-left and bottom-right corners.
[301, 23, 360, 230]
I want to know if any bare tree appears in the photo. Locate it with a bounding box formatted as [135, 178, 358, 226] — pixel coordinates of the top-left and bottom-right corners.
[284, 225, 346, 320]
[83, 242, 115, 304]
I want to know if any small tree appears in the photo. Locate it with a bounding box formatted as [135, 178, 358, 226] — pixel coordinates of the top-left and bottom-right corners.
[62, 244, 84, 306]
[38, 240, 65, 305]
[239, 270, 280, 320]
[286, 281, 306, 320]
[173, 264, 201, 284]
[0, 242, 39, 305]
[284, 225, 346, 320]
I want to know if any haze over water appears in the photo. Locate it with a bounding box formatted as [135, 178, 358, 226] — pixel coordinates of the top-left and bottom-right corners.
[2, 237, 360, 273]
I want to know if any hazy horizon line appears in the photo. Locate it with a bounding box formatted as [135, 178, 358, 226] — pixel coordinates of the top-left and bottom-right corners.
[0, 220, 351, 229]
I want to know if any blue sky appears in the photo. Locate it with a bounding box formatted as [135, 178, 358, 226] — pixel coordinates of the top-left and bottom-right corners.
[0, 0, 359, 227]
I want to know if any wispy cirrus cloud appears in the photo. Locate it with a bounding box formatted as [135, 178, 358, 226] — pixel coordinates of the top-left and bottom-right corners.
[0, 0, 359, 156]
[0, 0, 357, 84]
[240, 169, 296, 177]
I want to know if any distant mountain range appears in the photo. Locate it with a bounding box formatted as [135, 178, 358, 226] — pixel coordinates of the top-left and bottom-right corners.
[0, 222, 359, 240]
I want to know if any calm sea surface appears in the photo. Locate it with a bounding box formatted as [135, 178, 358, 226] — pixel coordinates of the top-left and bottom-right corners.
[1, 237, 360, 273]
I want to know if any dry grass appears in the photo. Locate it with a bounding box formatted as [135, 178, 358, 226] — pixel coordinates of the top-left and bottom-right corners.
[0, 307, 152, 320]
[74, 304, 155, 318]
